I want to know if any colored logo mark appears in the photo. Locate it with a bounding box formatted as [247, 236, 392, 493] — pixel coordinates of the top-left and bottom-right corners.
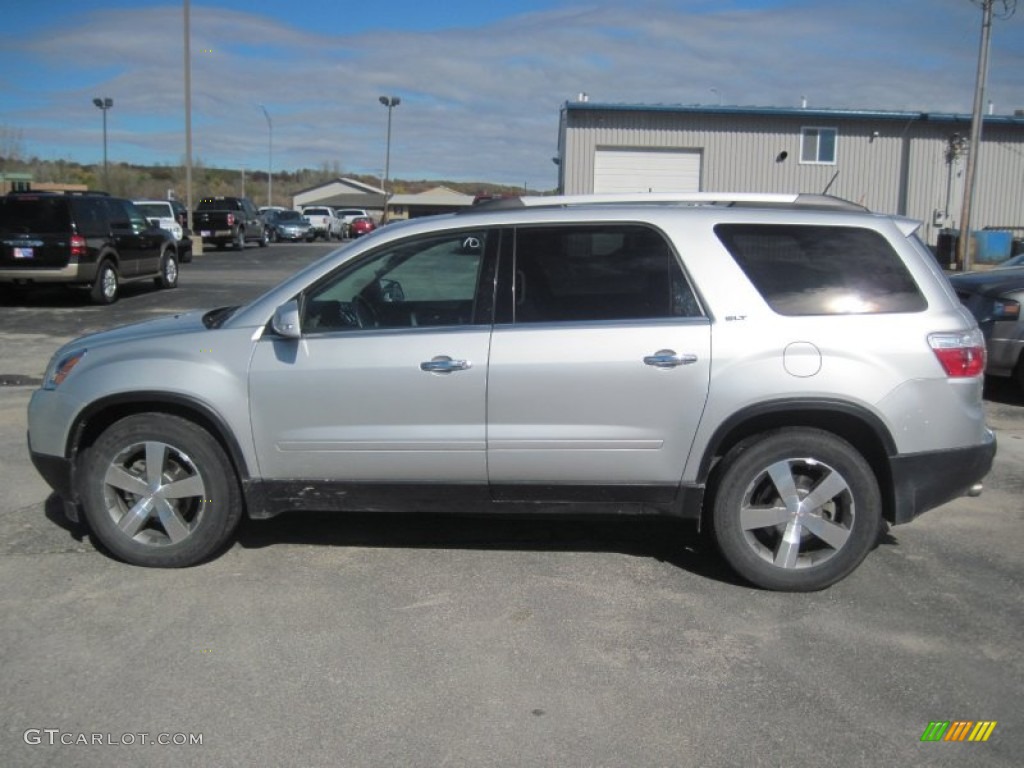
[921, 721, 997, 742]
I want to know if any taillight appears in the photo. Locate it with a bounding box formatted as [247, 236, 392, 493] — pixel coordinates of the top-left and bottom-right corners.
[226, 213, 235, 227]
[928, 330, 986, 377]
[70, 235, 87, 259]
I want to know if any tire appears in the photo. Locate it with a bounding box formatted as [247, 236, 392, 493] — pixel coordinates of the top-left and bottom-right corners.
[154, 249, 179, 289]
[258, 229, 269, 248]
[90, 260, 119, 304]
[710, 428, 881, 591]
[269, 228, 278, 244]
[234, 229, 245, 250]
[78, 414, 243, 568]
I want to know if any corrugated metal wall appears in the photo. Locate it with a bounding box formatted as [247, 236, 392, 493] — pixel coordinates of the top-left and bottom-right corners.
[561, 108, 1024, 245]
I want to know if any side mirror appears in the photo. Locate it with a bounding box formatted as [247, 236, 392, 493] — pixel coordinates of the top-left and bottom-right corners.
[380, 278, 405, 303]
[271, 299, 302, 339]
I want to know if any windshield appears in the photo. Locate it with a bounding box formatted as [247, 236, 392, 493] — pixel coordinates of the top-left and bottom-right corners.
[135, 203, 169, 219]
[277, 211, 304, 222]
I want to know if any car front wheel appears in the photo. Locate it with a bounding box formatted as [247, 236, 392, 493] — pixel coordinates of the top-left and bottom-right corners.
[78, 414, 243, 567]
[710, 428, 881, 591]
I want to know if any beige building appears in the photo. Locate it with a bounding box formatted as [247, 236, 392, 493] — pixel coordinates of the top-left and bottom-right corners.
[556, 102, 1024, 251]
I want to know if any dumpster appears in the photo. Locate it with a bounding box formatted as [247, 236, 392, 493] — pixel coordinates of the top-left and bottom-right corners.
[973, 230, 1013, 265]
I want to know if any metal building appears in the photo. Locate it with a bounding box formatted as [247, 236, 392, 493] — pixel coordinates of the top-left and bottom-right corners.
[556, 102, 1024, 250]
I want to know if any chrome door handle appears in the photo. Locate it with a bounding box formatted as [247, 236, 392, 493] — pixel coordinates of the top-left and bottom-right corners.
[420, 355, 472, 374]
[643, 349, 697, 368]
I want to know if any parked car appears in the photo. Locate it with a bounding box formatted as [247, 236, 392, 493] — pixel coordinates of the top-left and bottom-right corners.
[949, 266, 1024, 391]
[993, 252, 1024, 269]
[27, 192, 995, 590]
[348, 216, 376, 238]
[1, 191, 179, 304]
[334, 208, 371, 238]
[301, 206, 342, 241]
[264, 210, 314, 243]
[193, 196, 268, 250]
[134, 199, 193, 262]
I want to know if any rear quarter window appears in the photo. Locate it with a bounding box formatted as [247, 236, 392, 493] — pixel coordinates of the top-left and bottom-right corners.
[714, 223, 926, 315]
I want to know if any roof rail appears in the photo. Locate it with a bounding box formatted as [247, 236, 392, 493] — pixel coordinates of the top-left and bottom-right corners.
[460, 192, 867, 213]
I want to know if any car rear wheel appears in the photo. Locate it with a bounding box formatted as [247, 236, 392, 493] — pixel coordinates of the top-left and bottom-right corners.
[154, 250, 179, 289]
[234, 229, 245, 250]
[259, 229, 269, 248]
[89, 260, 119, 304]
[711, 428, 881, 591]
[78, 414, 243, 567]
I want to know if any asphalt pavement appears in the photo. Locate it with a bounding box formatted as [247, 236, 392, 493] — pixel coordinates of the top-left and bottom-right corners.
[1, 242, 1021, 767]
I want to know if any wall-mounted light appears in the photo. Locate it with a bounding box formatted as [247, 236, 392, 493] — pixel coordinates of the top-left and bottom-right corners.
[775, 150, 789, 163]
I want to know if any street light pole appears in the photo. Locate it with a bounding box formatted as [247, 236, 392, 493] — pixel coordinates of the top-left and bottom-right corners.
[259, 104, 272, 207]
[92, 97, 113, 189]
[378, 95, 400, 221]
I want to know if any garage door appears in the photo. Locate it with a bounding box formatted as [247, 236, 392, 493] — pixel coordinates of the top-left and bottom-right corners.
[593, 149, 702, 194]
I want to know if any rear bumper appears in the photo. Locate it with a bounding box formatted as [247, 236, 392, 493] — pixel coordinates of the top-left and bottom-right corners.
[0, 263, 92, 283]
[889, 429, 996, 524]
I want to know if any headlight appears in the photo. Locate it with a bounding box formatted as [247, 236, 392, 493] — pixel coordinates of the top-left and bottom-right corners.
[44, 349, 87, 390]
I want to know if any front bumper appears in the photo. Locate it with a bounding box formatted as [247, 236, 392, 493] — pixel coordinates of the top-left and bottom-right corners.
[888, 429, 997, 524]
[30, 448, 75, 501]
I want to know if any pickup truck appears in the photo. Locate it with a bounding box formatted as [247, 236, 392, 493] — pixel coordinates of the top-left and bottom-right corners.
[193, 196, 268, 250]
[300, 206, 343, 241]
[134, 199, 193, 262]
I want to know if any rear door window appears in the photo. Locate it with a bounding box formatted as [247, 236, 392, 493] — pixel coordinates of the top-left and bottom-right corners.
[509, 224, 700, 323]
[714, 224, 926, 315]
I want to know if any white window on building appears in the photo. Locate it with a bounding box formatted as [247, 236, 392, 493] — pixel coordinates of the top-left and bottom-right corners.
[800, 127, 838, 164]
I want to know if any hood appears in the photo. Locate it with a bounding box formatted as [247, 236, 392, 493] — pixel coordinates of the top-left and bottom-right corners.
[57, 308, 213, 355]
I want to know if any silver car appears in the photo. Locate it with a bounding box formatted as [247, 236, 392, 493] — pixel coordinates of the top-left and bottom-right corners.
[27, 193, 996, 591]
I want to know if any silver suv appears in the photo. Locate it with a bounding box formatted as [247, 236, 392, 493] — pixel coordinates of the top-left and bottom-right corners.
[27, 193, 996, 590]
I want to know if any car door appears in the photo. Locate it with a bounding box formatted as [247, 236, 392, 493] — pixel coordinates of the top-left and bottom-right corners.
[105, 199, 162, 276]
[486, 224, 712, 502]
[248, 228, 496, 506]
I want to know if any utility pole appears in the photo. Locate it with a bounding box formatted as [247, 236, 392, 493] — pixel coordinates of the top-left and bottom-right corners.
[957, 0, 1016, 271]
[184, 0, 194, 232]
[957, 0, 993, 271]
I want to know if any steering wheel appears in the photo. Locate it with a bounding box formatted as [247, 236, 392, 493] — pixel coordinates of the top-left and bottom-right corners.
[351, 294, 378, 328]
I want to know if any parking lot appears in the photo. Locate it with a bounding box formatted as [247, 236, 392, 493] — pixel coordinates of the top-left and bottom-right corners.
[1, 242, 1022, 767]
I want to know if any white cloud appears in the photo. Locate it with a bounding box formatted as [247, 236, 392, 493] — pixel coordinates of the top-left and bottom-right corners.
[1, 1, 1020, 188]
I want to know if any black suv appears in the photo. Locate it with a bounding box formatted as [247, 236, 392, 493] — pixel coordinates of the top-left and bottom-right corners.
[0, 192, 179, 304]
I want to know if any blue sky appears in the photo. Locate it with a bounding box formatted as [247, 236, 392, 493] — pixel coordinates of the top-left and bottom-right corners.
[0, 0, 1021, 189]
